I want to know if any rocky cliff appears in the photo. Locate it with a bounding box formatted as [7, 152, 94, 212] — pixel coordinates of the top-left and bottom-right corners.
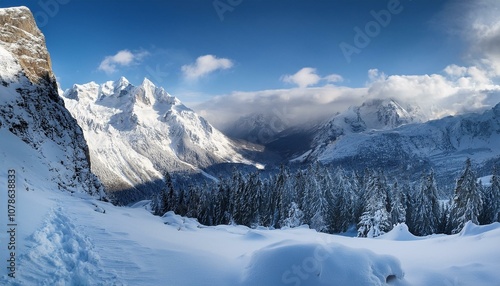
[0, 6, 104, 197]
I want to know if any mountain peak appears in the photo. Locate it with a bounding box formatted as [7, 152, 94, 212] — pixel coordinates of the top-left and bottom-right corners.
[115, 76, 130, 88]
[141, 77, 154, 88]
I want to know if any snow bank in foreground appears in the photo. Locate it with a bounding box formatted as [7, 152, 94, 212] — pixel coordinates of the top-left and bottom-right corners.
[377, 223, 422, 241]
[241, 241, 405, 286]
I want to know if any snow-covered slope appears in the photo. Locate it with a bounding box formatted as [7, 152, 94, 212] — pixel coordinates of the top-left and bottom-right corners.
[1, 181, 500, 285]
[0, 6, 103, 197]
[61, 78, 256, 198]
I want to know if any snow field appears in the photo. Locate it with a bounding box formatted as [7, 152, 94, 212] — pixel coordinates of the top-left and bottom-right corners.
[0, 178, 499, 285]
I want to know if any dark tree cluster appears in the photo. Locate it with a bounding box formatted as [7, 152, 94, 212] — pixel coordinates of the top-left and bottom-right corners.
[151, 159, 500, 237]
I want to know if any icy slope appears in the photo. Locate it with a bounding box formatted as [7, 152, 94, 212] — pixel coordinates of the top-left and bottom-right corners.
[62, 78, 256, 196]
[1, 177, 500, 285]
[0, 6, 103, 197]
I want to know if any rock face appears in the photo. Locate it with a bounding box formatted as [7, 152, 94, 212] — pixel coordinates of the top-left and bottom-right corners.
[0, 6, 53, 85]
[0, 6, 104, 197]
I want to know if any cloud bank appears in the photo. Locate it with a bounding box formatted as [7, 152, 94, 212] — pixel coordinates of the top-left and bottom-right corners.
[195, 67, 500, 130]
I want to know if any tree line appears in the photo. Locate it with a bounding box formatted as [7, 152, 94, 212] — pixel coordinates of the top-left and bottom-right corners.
[151, 159, 500, 237]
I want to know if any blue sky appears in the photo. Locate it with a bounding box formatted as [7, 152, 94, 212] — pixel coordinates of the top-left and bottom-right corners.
[2, 1, 459, 92]
[2, 0, 500, 127]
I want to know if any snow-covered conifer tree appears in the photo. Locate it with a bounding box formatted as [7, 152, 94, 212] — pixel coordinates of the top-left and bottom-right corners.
[389, 181, 407, 226]
[283, 202, 304, 228]
[412, 171, 441, 235]
[357, 171, 391, 237]
[449, 159, 483, 234]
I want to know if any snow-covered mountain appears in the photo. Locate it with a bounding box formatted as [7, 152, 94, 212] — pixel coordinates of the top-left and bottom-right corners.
[61, 78, 258, 201]
[300, 101, 500, 186]
[0, 6, 103, 197]
[290, 98, 423, 161]
[224, 112, 290, 144]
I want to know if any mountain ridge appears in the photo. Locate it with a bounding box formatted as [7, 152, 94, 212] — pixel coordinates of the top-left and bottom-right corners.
[61, 77, 261, 202]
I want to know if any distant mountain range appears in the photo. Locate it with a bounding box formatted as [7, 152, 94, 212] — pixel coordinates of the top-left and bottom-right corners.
[290, 99, 500, 187]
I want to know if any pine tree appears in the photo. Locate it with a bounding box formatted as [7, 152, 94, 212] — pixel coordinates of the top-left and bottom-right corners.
[294, 170, 307, 211]
[164, 172, 177, 213]
[481, 166, 500, 223]
[283, 202, 304, 228]
[230, 169, 245, 224]
[260, 179, 273, 227]
[449, 159, 483, 234]
[329, 168, 356, 233]
[357, 171, 391, 238]
[412, 171, 441, 235]
[403, 183, 416, 230]
[251, 174, 264, 227]
[389, 181, 407, 226]
[276, 165, 293, 227]
[491, 167, 500, 223]
[437, 202, 450, 234]
[186, 184, 200, 218]
[308, 163, 330, 232]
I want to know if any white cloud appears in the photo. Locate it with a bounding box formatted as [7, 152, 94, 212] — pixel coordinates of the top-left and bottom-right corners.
[281, 67, 322, 88]
[181, 54, 233, 80]
[98, 50, 149, 75]
[444, 64, 467, 78]
[367, 68, 387, 82]
[281, 67, 344, 88]
[324, 73, 344, 83]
